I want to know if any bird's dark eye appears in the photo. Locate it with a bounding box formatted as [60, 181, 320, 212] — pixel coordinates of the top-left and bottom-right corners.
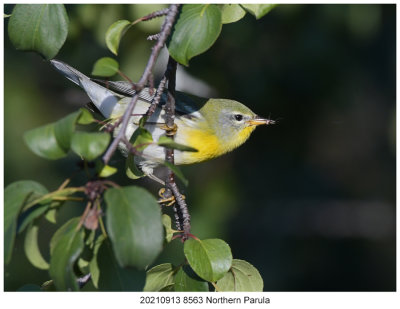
[234, 114, 243, 121]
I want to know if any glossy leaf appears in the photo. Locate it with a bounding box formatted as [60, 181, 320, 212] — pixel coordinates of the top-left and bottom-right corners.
[105, 20, 131, 55]
[241, 4, 277, 19]
[71, 131, 110, 161]
[168, 4, 222, 66]
[24, 110, 82, 160]
[8, 4, 68, 59]
[4, 180, 48, 263]
[162, 161, 189, 186]
[158, 136, 198, 152]
[143, 263, 176, 291]
[24, 223, 49, 270]
[174, 265, 209, 291]
[49, 218, 84, 291]
[96, 237, 145, 291]
[184, 238, 232, 282]
[105, 186, 163, 269]
[216, 259, 263, 291]
[91, 57, 119, 77]
[220, 4, 246, 24]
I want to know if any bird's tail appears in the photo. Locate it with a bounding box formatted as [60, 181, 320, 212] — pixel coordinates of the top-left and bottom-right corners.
[50, 59, 120, 118]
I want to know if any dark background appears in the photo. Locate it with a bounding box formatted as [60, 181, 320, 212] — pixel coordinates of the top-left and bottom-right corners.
[4, 4, 396, 291]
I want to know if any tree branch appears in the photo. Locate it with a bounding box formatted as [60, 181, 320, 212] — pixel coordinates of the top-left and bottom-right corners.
[164, 57, 191, 239]
[102, 4, 180, 164]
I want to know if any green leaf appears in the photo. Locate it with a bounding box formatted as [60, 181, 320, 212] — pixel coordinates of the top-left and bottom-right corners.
[96, 237, 146, 291]
[217, 259, 264, 291]
[130, 127, 153, 151]
[174, 265, 209, 291]
[49, 217, 79, 256]
[44, 208, 57, 224]
[49, 218, 84, 291]
[89, 235, 104, 289]
[17, 204, 49, 233]
[168, 4, 222, 66]
[54, 110, 82, 151]
[71, 131, 110, 161]
[24, 223, 50, 270]
[8, 4, 68, 59]
[162, 214, 176, 243]
[105, 186, 163, 269]
[24, 110, 82, 160]
[77, 108, 95, 125]
[91, 57, 119, 77]
[184, 238, 232, 282]
[99, 164, 118, 178]
[105, 20, 131, 55]
[220, 4, 246, 24]
[143, 263, 176, 291]
[4, 180, 48, 264]
[158, 136, 198, 152]
[241, 4, 277, 19]
[162, 161, 189, 186]
[24, 123, 68, 160]
[126, 154, 145, 179]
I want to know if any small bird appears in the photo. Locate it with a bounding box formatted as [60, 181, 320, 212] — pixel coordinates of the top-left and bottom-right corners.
[50, 60, 275, 183]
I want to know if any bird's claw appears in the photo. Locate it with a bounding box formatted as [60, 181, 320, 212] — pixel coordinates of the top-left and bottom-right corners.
[160, 123, 178, 136]
[158, 188, 185, 207]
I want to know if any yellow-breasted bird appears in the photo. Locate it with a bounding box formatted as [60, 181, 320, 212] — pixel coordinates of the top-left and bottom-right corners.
[50, 60, 275, 183]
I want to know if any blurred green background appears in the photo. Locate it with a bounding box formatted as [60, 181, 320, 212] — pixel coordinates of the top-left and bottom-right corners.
[4, 4, 395, 291]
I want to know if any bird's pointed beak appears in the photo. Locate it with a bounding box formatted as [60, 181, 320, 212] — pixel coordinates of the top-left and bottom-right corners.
[246, 116, 276, 126]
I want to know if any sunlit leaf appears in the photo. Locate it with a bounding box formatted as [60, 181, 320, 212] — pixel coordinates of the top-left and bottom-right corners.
[130, 127, 153, 151]
[105, 20, 131, 55]
[77, 108, 95, 125]
[8, 4, 68, 59]
[217, 259, 263, 291]
[144, 263, 176, 291]
[168, 4, 222, 66]
[184, 238, 232, 282]
[220, 4, 246, 24]
[105, 186, 163, 269]
[91, 57, 119, 77]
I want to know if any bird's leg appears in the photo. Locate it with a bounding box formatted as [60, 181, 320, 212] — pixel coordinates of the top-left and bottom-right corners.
[158, 187, 185, 207]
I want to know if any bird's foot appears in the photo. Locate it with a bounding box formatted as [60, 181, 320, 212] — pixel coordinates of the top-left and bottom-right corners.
[158, 188, 185, 206]
[160, 123, 178, 136]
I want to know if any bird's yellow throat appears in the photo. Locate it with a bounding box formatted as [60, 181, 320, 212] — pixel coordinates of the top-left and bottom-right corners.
[178, 125, 256, 164]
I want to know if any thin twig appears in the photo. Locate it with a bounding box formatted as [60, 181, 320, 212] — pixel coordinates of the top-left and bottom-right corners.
[102, 4, 180, 164]
[164, 57, 191, 239]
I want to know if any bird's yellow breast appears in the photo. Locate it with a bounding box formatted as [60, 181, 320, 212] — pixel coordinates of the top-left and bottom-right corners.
[176, 125, 256, 164]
